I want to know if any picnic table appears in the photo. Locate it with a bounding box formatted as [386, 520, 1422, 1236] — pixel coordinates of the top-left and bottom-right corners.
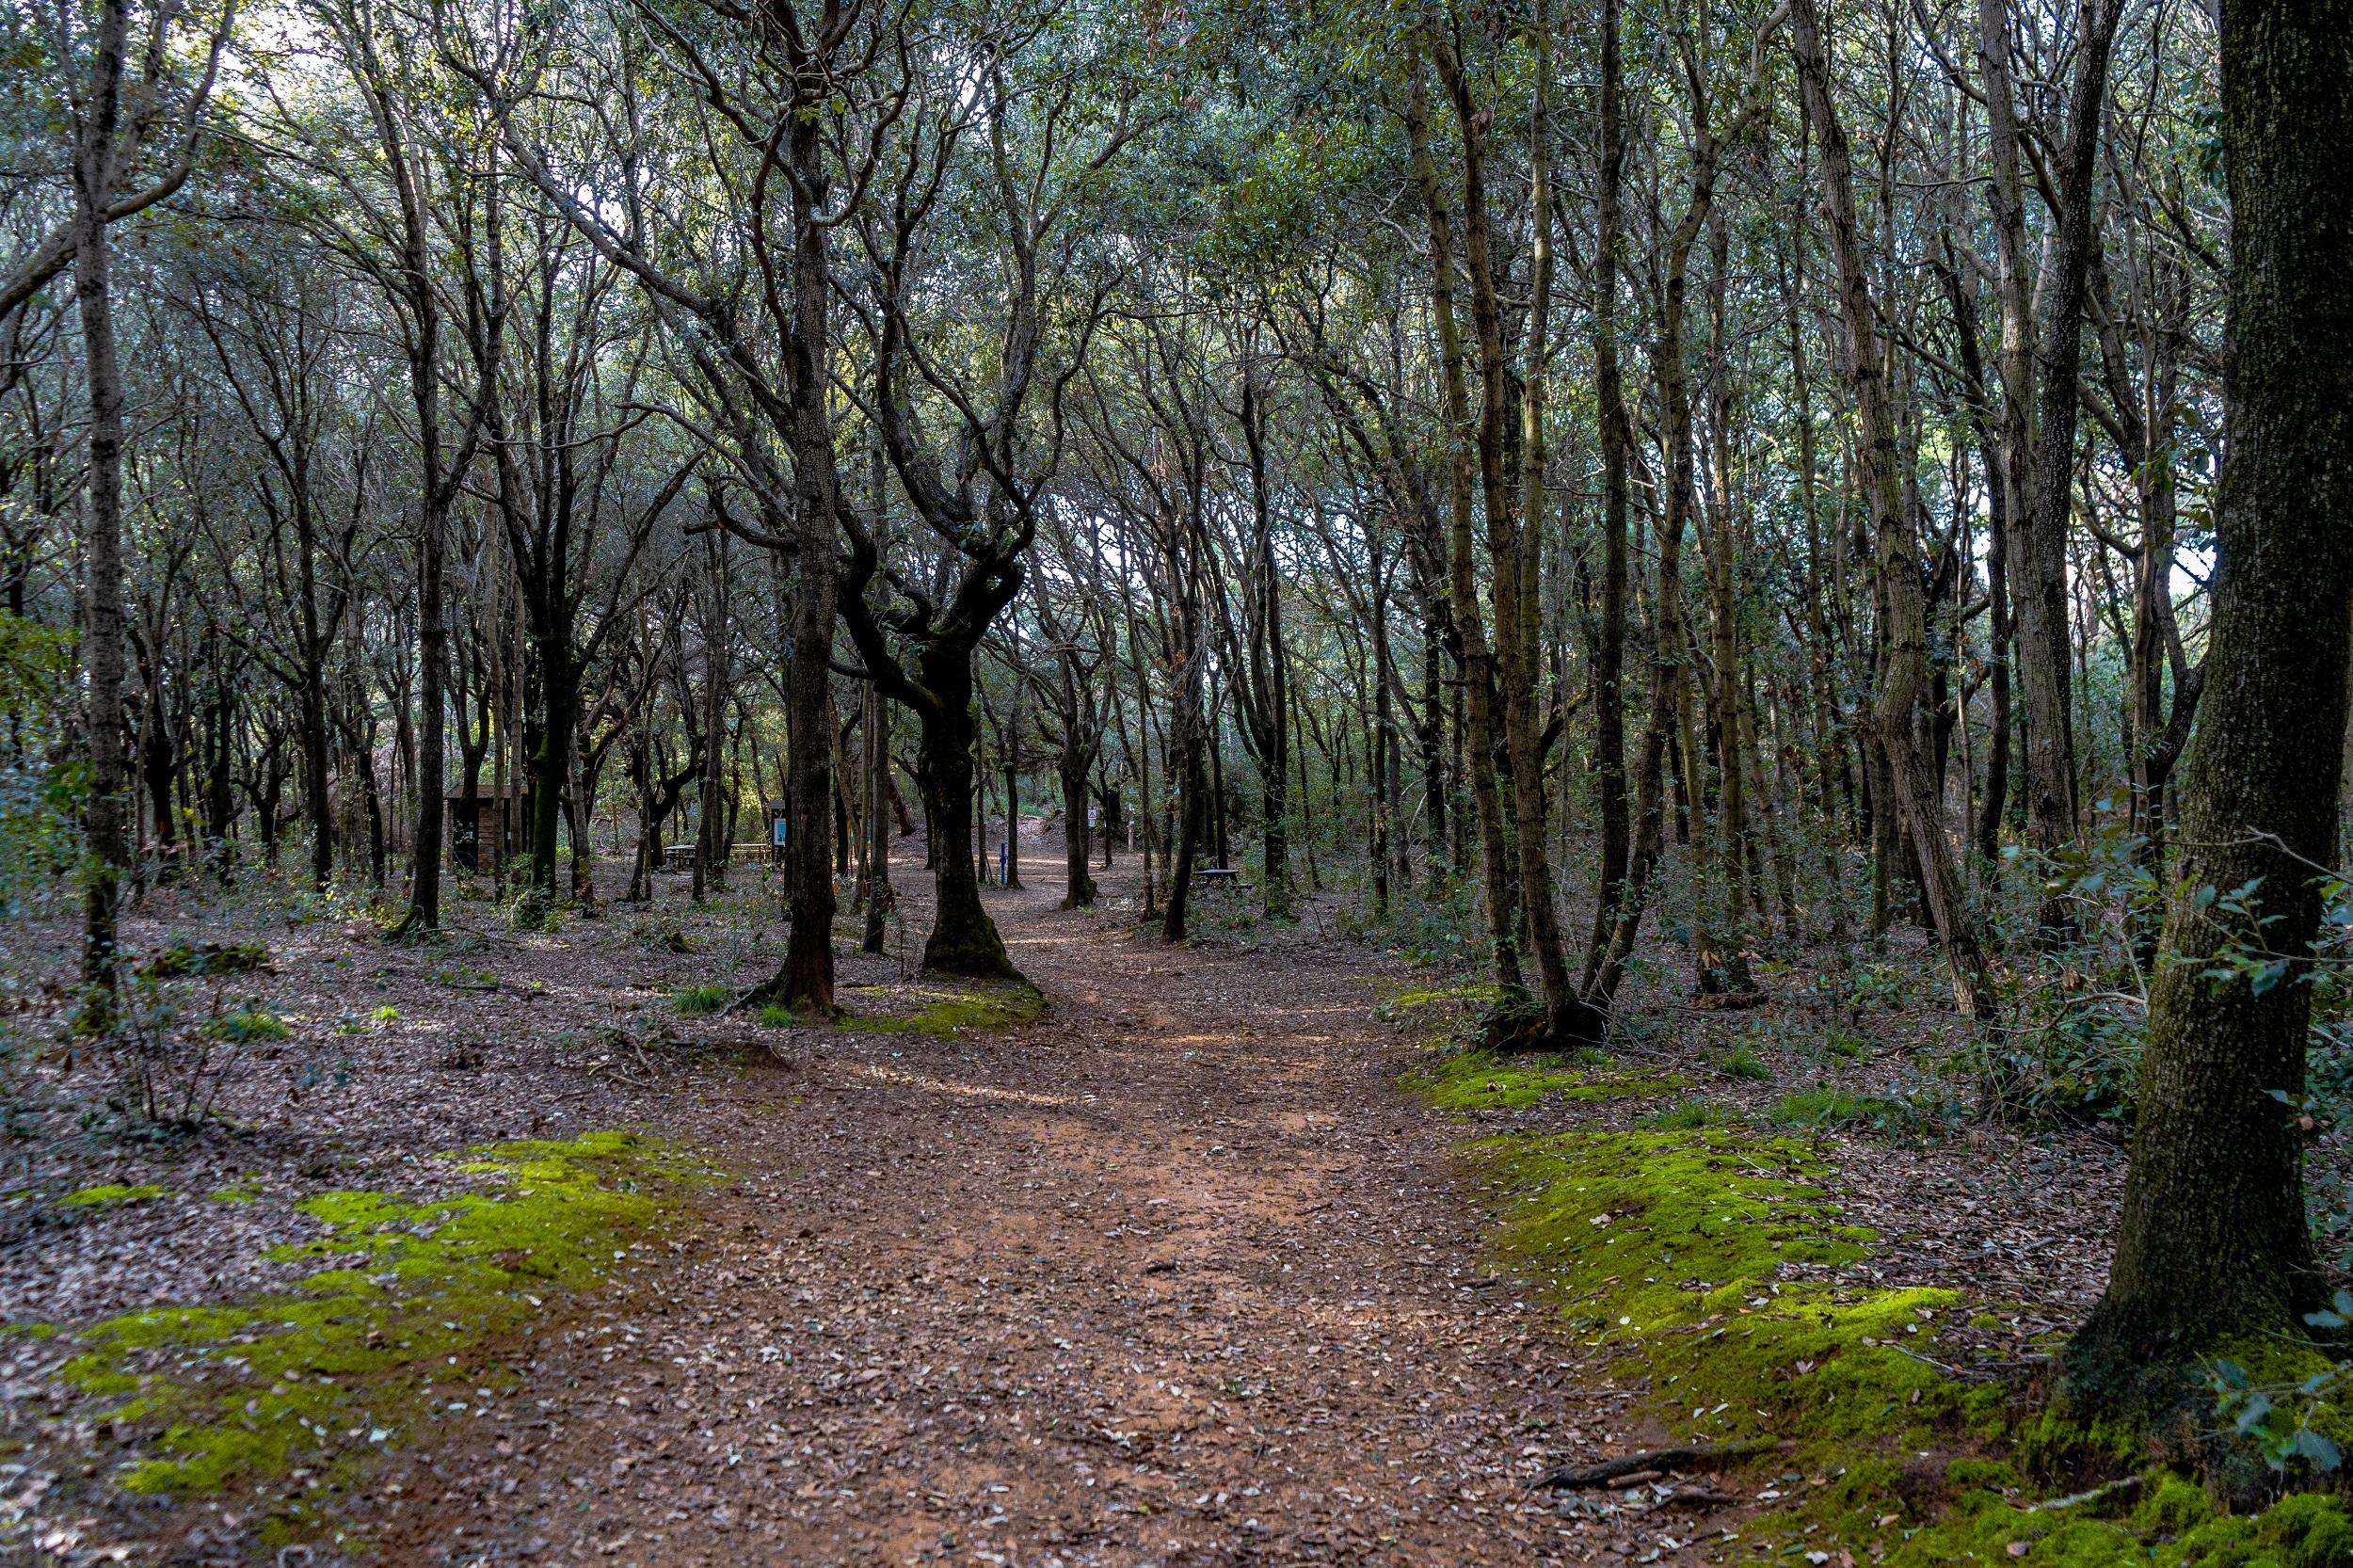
[662, 842, 696, 873]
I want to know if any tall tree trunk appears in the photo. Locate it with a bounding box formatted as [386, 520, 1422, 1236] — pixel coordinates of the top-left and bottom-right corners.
[2028, 0, 2122, 904]
[910, 646, 1013, 976]
[1790, 0, 1993, 1018]
[300, 656, 333, 891]
[1583, 0, 1632, 998]
[1060, 753, 1096, 907]
[1405, 53, 1526, 1015]
[749, 95, 842, 1014]
[863, 680, 896, 951]
[397, 265, 449, 934]
[70, 0, 132, 1011]
[1161, 589, 1207, 942]
[1467, 7, 1596, 1043]
[2075, 0, 2352, 1375]
[697, 544, 728, 902]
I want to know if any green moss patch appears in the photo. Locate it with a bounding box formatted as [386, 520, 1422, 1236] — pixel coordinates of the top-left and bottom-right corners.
[836, 980, 1046, 1037]
[1401, 1046, 1680, 1112]
[60, 1182, 169, 1208]
[1477, 1128, 1982, 1450]
[1466, 1117, 2353, 1562]
[1371, 979, 1504, 1020]
[1861, 1462, 2353, 1566]
[51, 1131, 696, 1504]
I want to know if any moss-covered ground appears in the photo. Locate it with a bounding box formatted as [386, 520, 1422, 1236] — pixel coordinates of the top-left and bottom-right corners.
[60, 1181, 169, 1208]
[1401, 1044, 1684, 1112]
[836, 978, 1047, 1036]
[45, 1130, 698, 1539]
[1402, 1036, 2353, 1565]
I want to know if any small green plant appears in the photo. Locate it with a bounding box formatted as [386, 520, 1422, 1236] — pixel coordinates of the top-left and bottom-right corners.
[756, 1003, 795, 1028]
[1769, 1086, 1905, 1130]
[205, 1009, 291, 1044]
[1845, 962, 1906, 1010]
[675, 984, 728, 1017]
[504, 884, 556, 932]
[1720, 1043, 1770, 1080]
[1639, 1096, 1743, 1129]
[92, 982, 260, 1126]
[371, 1005, 400, 1023]
[633, 923, 696, 954]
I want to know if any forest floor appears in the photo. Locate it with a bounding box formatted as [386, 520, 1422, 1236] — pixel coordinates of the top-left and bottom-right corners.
[1, 829, 2152, 1567]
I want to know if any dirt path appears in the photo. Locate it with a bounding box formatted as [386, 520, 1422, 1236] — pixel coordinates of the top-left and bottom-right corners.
[360, 845, 1636, 1567]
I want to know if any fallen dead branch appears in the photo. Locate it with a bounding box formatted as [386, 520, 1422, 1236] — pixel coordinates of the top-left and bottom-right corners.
[1533, 1439, 1779, 1490]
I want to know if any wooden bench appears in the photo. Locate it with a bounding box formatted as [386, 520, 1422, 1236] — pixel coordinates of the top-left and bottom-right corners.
[661, 843, 696, 873]
[729, 841, 776, 863]
[1193, 867, 1244, 890]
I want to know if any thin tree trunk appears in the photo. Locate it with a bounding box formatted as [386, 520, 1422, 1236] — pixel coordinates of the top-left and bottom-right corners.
[71, 0, 132, 1010]
[1405, 53, 1526, 1015]
[1791, 0, 1993, 1018]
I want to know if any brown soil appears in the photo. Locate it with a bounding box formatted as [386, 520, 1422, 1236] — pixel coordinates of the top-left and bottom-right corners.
[344, 840, 1673, 1566]
[3, 828, 2151, 1566]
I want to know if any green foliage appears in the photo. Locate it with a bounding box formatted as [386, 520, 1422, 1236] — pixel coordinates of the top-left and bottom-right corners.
[633, 922, 696, 954]
[1769, 1086, 1914, 1132]
[90, 980, 273, 1127]
[1638, 1096, 1743, 1129]
[1843, 962, 1908, 1011]
[673, 984, 728, 1016]
[1387, 880, 1486, 967]
[757, 1003, 796, 1029]
[1720, 1043, 1770, 1080]
[1974, 819, 2165, 1123]
[204, 1009, 291, 1044]
[504, 886, 559, 932]
[2207, 1302, 2353, 1478]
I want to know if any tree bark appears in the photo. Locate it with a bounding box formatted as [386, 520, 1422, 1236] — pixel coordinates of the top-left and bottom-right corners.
[71, 0, 132, 1010]
[2075, 0, 2352, 1374]
[1583, 0, 1633, 998]
[1790, 0, 1993, 1018]
[1405, 52, 1527, 1017]
[2018, 0, 2125, 920]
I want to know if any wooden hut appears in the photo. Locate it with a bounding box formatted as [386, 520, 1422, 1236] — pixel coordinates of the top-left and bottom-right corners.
[446, 785, 528, 872]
